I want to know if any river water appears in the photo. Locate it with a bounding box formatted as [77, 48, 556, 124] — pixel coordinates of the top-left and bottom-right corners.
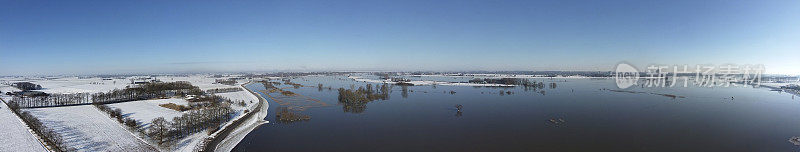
[235, 75, 800, 152]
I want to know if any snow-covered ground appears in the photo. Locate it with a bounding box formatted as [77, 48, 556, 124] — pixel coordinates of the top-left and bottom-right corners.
[0, 85, 21, 101]
[1, 75, 261, 152]
[103, 81, 260, 151]
[24, 105, 157, 151]
[174, 131, 208, 152]
[107, 98, 189, 129]
[212, 82, 269, 152]
[0, 75, 247, 94]
[215, 99, 268, 152]
[215, 90, 259, 110]
[106, 98, 212, 151]
[1, 77, 131, 94]
[0, 100, 49, 152]
[156, 75, 246, 91]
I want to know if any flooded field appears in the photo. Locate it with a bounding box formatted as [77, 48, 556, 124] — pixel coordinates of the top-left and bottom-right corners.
[235, 75, 800, 152]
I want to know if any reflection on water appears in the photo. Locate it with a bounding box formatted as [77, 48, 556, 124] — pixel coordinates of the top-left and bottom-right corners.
[256, 79, 329, 123]
[234, 75, 800, 152]
[401, 85, 408, 98]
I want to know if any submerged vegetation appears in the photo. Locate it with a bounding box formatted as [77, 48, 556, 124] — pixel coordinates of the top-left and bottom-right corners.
[603, 88, 685, 99]
[159, 103, 190, 111]
[276, 107, 311, 122]
[337, 83, 390, 113]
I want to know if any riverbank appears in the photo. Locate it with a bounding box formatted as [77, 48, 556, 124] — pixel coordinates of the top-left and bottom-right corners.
[198, 81, 269, 152]
[759, 83, 800, 97]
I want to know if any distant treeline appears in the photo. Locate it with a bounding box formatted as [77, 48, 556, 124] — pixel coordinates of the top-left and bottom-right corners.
[12, 82, 42, 91]
[411, 71, 613, 77]
[215, 79, 237, 85]
[469, 78, 542, 86]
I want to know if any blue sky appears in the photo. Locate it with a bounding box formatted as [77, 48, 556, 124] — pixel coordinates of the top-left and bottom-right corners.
[1, 0, 798, 75]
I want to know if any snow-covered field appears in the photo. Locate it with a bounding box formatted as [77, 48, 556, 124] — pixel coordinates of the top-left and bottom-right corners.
[0, 75, 247, 94]
[0, 75, 261, 152]
[0, 101, 48, 152]
[107, 98, 189, 129]
[215, 89, 259, 111]
[156, 75, 245, 91]
[107, 98, 207, 151]
[1, 77, 131, 94]
[24, 105, 157, 151]
[0, 85, 21, 101]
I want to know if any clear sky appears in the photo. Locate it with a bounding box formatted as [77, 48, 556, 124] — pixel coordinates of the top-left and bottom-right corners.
[1, 0, 798, 75]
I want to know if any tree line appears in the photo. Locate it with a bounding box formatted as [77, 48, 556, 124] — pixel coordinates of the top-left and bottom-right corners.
[205, 87, 243, 94]
[10, 81, 204, 108]
[6, 102, 73, 152]
[149, 105, 235, 146]
[11, 93, 91, 108]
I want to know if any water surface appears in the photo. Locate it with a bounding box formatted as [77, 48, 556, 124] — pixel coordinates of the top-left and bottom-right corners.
[235, 75, 800, 152]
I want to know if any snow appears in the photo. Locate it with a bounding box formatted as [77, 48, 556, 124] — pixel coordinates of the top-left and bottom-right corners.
[23, 105, 157, 151]
[0, 76, 261, 152]
[0, 75, 246, 94]
[215, 90, 259, 110]
[213, 83, 269, 152]
[0, 101, 49, 152]
[214, 103, 268, 152]
[103, 82, 262, 151]
[0, 85, 21, 101]
[4, 77, 132, 94]
[156, 75, 245, 91]
[106, 98, 207, 151]
[107, 98, 190, 129]
[174, 132, 208, 152]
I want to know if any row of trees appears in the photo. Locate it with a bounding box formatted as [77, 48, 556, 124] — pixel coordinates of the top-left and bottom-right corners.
[93, 82, 203, 103]
[10, 93, 91, 108]
[6, 102, 72, 152]
[94, 104, 138, 128]
[205, 87, 242, 94]
[148, 105, 235, 145]
[468, 78, 535, 85]
[468, 78, 553, 90]
[214, 79, 237, 85]
[9, 81, 205, 108]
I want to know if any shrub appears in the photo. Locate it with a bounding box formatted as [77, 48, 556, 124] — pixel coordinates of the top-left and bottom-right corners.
[159, 103, 190, 111]
[123, 118, 138, 128]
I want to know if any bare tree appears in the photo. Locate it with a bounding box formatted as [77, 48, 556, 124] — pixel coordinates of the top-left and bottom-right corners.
[149, 117, 169, 145]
